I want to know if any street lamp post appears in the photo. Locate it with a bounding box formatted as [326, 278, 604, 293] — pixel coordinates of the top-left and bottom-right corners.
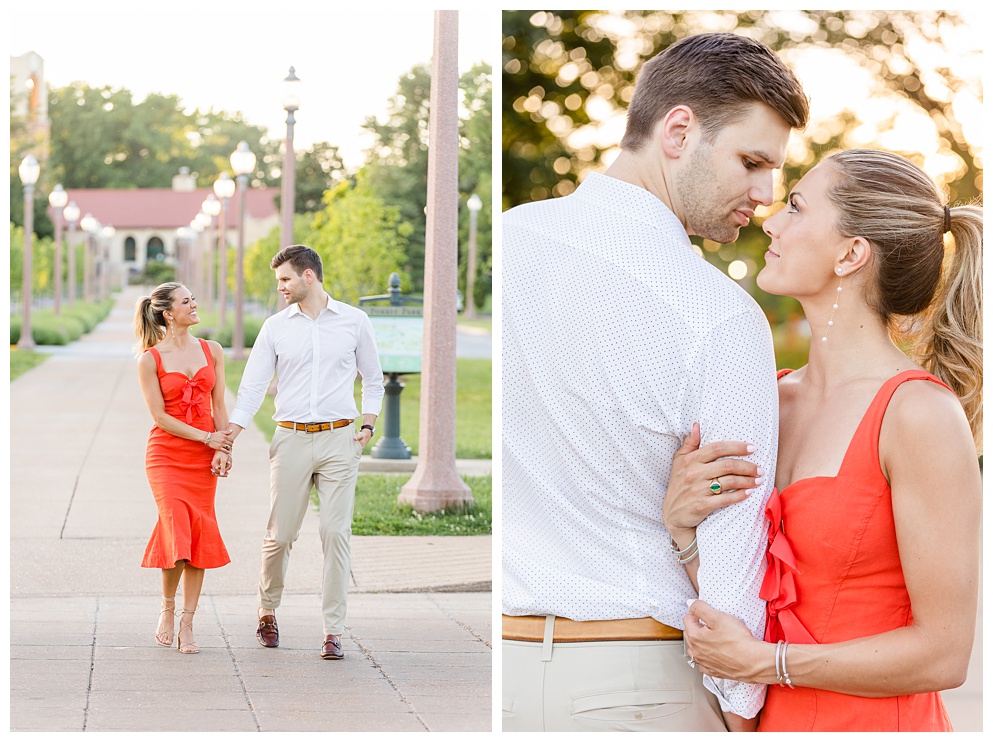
[230, 141, 257, 361]
[17, 154, 40, 350]
[281, 66, 301, 250]
[465, 193, 482, 320]
[175, 227, 192, 285]
[100, 225, 115, 300]
[63, 201, 80, 304]
[213, 172, 235, 328]
[80, 213, 99, 303]
[49, 184, 68, 315]
[192, 213, 210, 295]
[202, 194, 221, 313]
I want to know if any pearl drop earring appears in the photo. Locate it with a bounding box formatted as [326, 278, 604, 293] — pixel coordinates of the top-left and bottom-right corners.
[821, 270, 844, 342]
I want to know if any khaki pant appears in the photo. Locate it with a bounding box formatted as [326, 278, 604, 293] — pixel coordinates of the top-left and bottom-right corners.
[258, 425, 362, 636]
[503, 620, 726, 732]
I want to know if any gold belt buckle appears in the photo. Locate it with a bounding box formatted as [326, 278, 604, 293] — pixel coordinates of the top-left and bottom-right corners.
[305, 423, 322, 432]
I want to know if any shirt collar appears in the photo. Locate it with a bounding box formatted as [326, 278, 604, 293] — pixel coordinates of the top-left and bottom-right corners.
[575, 171, 691, 246]
[287, 292, 340, 318]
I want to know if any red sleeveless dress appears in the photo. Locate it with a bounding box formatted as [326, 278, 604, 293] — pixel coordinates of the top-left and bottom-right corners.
[141, 338, 230, 569]
[758, 369, 953, 731]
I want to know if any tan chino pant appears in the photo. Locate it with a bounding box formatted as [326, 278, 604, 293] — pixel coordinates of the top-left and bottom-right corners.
[258, 425, 362, 636]
[503, 621, 727, 731]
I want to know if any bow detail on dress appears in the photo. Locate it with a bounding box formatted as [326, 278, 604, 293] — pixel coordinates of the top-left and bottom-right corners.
[180, 376, 211, 424]
[759, 488, 817, 645]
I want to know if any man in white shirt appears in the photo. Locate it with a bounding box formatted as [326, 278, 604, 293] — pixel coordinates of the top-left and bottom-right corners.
[502, 33, 809, 731]
[227, 244, 384, 660]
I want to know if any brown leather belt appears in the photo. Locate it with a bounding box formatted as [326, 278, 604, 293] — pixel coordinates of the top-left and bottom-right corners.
[502, 614, 682, 643]
[277, 419, 353, 433]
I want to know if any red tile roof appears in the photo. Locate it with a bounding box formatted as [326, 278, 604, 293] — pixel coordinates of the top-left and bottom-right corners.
[58, 187, 277, 230]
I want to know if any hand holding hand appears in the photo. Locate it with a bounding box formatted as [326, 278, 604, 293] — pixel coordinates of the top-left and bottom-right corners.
[663, 423, 763, 534]
[205, 428, 235, 454]
[211, 450, 232, 477]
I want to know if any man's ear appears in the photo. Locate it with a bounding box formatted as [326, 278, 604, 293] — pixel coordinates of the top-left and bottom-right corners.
[658, 105, 696, 159]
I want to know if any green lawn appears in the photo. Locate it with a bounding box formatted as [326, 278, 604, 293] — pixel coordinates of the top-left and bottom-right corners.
[348, 474, 491, 535]
[223, 353, 492, 533]
[223, 357, 491, 459]
[9, 348, 50, 380]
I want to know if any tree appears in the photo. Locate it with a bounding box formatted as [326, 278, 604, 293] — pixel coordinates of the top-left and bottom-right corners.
[307, 174, 413, 305]
[361, 62, 493, 296]
[502, 10, 981, 208]
[46, 83, 272, 190]
[458, 63, 493, 310]
[290, 141, 350, 215]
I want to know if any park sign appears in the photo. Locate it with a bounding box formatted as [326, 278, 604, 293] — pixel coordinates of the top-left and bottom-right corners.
[361, 304, 423, 374]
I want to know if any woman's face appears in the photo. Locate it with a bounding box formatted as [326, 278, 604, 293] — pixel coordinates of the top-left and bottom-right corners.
[167, 285, 199, 326]
[756, 163, 847, 299]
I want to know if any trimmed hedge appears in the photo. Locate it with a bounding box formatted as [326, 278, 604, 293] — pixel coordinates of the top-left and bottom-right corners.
[10, 299, 114, 345]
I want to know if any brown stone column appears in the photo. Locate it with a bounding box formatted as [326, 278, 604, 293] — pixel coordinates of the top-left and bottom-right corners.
[399, 10, 473, 512]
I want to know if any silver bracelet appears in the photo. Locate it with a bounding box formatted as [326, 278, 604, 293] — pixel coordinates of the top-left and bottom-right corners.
[775, 640, 794, 688]
[781, 640, 794, 688]
[204, 431, 212, 446]
[669, 534, 699, 564]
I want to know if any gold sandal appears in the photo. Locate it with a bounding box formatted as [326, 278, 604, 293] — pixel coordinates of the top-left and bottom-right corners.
[177, 607, 200, 654]
[155, 595, 177, 647]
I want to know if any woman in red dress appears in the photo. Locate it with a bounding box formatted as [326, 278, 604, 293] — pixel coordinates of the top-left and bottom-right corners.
[135, 282, 235, 654]
[662, 150, 982, 730]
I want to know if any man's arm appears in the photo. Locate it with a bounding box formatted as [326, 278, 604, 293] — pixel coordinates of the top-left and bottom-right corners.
[228, 320, 276, 442]
[690, 308, 779, 720]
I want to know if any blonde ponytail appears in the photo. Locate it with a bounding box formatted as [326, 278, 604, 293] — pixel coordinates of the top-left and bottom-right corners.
[134, 282, 182, 354]
[916, 205, 983, 452]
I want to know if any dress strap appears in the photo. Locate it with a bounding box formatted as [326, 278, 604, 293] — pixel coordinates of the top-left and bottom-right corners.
[147, 346, 164, 375]
[846, 370, 951, 480]
[197, 337, 212, 367]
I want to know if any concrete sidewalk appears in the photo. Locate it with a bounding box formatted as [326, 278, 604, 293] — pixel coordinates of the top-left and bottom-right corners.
[10, 287, 493, 732]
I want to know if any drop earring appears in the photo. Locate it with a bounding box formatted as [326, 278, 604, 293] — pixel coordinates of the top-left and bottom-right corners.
[821, 269, 843, 343]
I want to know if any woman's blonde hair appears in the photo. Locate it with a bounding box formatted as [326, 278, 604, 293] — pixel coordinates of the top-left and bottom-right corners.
[824, 149, 982, 450]
[134, 282, 182, 353]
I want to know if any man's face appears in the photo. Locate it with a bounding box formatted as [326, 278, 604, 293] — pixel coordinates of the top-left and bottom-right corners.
[275, 263, 310, 305]
[673, 102, 790, 244]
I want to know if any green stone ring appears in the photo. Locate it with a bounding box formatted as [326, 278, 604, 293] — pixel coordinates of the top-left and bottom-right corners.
[709, 479, 723, 494]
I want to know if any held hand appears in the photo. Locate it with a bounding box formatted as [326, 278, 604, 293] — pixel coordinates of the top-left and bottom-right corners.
[353, 429, 373, 448]
[205, 428, 234, 454]
[684, 600, 764, 683]
[210, 450, 230, 477]
[662, 423, 763, 532]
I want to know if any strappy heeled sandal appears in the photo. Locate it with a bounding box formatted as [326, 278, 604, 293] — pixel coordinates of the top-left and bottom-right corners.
[177, 607, 200, 654]
[155, 595, 178, 647]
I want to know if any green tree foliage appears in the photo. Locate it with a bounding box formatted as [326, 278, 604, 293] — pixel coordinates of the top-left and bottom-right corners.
[458, 64, 493, 310]
[502, 9, 980, 207]
[361, 62, 493, 297]
[307, 175, 413, 305]
[290, 141, 349, 214]
[45, 83, 271, 190]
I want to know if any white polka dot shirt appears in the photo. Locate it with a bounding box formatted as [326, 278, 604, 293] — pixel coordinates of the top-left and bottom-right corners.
[501, 171, 778, 718]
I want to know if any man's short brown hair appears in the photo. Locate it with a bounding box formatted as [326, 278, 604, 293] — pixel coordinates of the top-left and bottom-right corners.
[620, 32, 809, 150]
[270, 244, 323, 282]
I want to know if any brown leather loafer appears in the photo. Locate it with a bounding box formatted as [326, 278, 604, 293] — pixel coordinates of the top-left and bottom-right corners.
[321, 634, 344, 659]
[257, 614, 279, 648]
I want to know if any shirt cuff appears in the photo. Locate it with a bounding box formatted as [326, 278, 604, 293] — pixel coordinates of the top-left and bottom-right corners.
[703, 675, 765, 719]
[229, 408, 255, 431]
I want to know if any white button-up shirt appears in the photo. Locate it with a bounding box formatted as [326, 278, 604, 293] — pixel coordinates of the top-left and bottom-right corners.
[502, 172, 778, 718]
[230, 295, 384, 429]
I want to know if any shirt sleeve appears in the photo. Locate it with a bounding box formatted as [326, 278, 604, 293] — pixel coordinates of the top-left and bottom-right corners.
[355, 312, 385, 416]
[229, 318, 277, 430]
[690, 307, 778, 718]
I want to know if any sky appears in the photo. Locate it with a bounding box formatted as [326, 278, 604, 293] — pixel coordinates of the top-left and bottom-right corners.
[7, 3, 499, 169]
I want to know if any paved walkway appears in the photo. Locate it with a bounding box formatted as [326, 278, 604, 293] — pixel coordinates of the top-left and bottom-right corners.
[10, 287, 493, 732]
